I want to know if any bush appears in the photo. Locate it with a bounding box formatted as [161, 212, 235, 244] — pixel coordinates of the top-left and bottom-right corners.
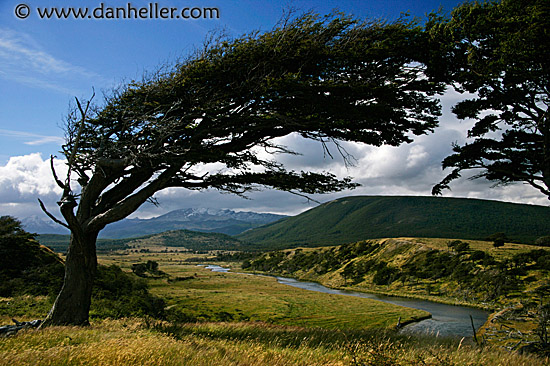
[486, 232, 509, 242]
[131, 260, 166, 277]
[455, 241, 470, 253]
[372, 262, 398, 285]
[493, 239, 505, 248]
[91, 265, 166, 319]
[535, 236, 550, 247]
[0, 216, 64, 297]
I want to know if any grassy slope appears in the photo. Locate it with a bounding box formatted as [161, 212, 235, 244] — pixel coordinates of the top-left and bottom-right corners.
[244, 237, 550, 308]
[237, 196, 550, 249]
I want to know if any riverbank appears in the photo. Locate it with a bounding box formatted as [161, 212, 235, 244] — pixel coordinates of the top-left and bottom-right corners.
[240, 268, 495, 312]
[206, 266, 488, 338]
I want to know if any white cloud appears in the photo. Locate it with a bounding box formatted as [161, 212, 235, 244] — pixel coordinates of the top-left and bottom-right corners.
[0, 153, 66, 208]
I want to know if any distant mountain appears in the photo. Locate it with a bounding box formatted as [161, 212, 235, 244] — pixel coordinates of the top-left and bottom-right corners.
[25, 208, 286, 238]
[21, 215, 70, 235]
[99, 208, 286, 238]
[236, 196, 550, 249]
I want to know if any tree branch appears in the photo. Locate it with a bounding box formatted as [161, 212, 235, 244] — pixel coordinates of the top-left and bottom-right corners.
[49, 155, 67, 191]
[87, 165, 181, 231]
[65, 91, 95, 193]
[92, 168, 155, 216]
[38, 198, 69, 229]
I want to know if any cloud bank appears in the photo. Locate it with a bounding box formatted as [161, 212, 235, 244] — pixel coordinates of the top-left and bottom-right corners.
[1, 135, 547, 222]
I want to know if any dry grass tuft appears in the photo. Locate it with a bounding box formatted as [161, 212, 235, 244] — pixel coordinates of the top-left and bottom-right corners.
[1, 319, 547, 366]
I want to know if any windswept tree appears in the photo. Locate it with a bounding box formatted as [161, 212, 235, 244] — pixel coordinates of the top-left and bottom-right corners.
[427, 0, 550, 199]
[40, 12, 443, 326]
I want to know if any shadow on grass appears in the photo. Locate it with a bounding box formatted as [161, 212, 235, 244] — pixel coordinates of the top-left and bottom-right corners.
[148, 320, 462, 351]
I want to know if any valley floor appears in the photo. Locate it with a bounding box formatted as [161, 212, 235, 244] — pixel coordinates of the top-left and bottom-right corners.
[2, 240, 549, 365]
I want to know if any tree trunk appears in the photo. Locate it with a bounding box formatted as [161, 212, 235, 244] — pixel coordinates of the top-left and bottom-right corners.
[42, 231, 98, 326]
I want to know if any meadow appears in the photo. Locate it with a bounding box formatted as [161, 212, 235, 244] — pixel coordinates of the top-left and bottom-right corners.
[100, 248, 429, 329]
[1, 240, 549, 365]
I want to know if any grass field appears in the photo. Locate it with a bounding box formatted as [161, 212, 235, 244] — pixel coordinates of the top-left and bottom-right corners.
[150, 264, 429, 329]
[98, 250, 430, 329]
[1, 318, 548, 366]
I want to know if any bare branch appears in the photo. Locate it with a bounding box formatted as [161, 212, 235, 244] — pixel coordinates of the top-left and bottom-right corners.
[66, 90, 96, 192]
[146, 196, 160, 207]
[287, 190, 320, 204]
[50, 155, 67, 190]
[37, 198, 70, 229]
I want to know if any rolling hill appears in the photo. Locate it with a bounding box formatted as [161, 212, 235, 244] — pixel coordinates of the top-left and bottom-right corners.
[39, 229, 250, 253]
[0, 232, 64, 297]
[236, 196, 550, 249]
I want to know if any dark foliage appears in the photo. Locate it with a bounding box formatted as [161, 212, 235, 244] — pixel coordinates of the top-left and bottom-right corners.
[0, 216, 64, 297]
[493, 239, 505, 248]
[427, 0, 550, 199]
[0, 216, 165, 320]
[131, 260, 167, 278]
[91, 264, 166, 319]
[535, 236, 550, 247]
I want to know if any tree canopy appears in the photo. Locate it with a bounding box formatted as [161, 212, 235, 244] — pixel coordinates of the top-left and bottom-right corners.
[427, 0, 550, 199]
[41, 12, 444, 326]
[56, 12, 443, 239]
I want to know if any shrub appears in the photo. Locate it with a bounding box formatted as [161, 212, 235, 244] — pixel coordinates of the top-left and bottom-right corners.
[372, 262, 398, 285]
[455, 241, 470, 253]
[535, 236, 550, 247]
[486, 232, 508, 242]
[91, 264, 166, 319]
[0, 216, 64, 297]
[493, 239, 505, 248]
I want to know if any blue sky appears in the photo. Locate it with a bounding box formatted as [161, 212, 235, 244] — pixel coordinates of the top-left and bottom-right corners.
[1, 0, 547, 223]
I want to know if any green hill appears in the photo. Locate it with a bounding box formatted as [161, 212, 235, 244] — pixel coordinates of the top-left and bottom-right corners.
[236, 196, 550, 249]
[0, 217, 64, 297]
[39, 229, 249, 253]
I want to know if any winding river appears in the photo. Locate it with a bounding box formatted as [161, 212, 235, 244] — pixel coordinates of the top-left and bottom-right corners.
[203, 265, 490, 338]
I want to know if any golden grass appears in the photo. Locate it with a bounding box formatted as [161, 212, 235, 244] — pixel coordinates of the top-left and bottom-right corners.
[0, 319, 547, 366]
